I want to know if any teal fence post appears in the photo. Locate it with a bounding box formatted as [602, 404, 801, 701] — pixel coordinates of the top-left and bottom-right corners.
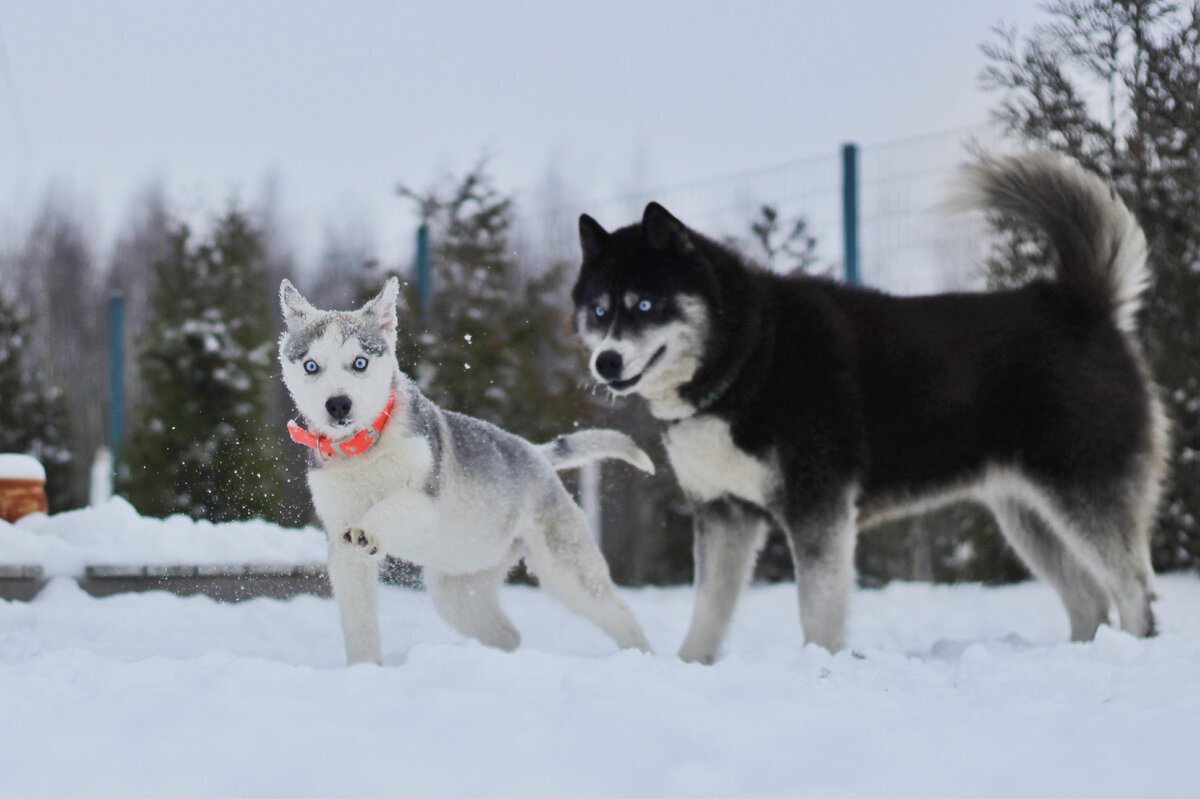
[841, 142, 860, 285]
[415, 223, 432, 321]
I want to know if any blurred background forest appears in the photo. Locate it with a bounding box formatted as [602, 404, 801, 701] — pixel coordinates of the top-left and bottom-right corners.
[2, 0, 1197, 585]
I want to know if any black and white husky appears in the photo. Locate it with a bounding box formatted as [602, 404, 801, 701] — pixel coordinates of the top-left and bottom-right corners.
[278, 279, 653, 664]
[572, 153, 1168, 663]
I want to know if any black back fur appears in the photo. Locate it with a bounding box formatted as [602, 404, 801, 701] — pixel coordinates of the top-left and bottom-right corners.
[573, 201, 1157, 522]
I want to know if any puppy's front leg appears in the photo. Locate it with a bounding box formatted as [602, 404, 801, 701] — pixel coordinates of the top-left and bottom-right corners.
[337, 526, 385, 558]
[327, 534, 383, 666]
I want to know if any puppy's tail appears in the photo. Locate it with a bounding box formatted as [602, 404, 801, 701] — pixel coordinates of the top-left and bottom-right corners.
[953, 152, 1149, 334]
[537, 430, 655, 474]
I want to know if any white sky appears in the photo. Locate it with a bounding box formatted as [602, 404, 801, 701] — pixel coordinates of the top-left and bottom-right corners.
[0, 0, 1045, 272]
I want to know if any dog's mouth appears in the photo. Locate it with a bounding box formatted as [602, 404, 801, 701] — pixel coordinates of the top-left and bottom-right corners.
[605, 346, 666, 392]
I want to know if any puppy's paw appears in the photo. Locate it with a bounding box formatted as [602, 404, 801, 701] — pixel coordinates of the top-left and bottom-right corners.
[337, 527, 383, 559]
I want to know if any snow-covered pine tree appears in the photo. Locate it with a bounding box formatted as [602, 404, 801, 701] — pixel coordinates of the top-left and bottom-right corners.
[120, 207, 287, 523]
[0, 289, 74, 511]
[384, 159, 598, 445]
[981, 0, 1200, 570]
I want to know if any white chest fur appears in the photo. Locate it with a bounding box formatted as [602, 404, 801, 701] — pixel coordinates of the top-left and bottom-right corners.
[663, 416, 776, 506]
[307, 428, 434, 531]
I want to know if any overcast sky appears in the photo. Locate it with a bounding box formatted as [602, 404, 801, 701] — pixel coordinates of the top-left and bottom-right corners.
[0, 0, 1045, 271]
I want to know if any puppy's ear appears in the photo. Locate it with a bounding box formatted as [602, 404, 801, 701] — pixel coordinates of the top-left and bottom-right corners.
[361, 277, 399, 335]
[280, 279, 319, 329]
[579, 214, 608, 262]
[642, 202, 694, 255]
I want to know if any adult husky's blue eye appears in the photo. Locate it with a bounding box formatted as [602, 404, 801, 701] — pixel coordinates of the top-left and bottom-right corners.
[303, 359, 319, 374]
[593, 305, 607, 318]
[638, 299, 653, 312]
[353, 356, 369, 371]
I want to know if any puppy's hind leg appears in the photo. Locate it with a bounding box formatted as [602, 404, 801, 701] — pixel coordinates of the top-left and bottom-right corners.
[523, 491, 651, 653]
[426, 562, 521, 652]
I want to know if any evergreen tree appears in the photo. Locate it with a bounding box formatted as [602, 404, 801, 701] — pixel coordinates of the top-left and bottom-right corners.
[980, 0, 1200, 570]
[0, 290, 74, 511]
[382, 159, 598, 444]
[120, 206, 287, 523]
[11, 189, 103, 509]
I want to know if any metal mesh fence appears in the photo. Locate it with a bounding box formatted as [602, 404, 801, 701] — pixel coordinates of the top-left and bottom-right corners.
[525, 123, 1007, 294]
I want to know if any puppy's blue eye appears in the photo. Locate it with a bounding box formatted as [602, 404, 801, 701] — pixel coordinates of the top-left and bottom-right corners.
[303, 360, 319, 374]
[353, 356, 368, 371]
[638, 299, 653, 312]
[593, 305, 607, 318]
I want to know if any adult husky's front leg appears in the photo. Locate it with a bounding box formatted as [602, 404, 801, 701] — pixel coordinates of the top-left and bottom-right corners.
[327, 538, 383, 665]
[678, 499, 768, 664]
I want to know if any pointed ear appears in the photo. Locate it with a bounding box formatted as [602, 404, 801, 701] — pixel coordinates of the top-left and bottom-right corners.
[279, 279, 318, 329]
[578, 214, 608, 262]
[361, 277, 399, 335]
[642, 202, 694, 254]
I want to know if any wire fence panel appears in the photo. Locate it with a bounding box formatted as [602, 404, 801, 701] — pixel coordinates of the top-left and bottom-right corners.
[526, 122, 1007, 295]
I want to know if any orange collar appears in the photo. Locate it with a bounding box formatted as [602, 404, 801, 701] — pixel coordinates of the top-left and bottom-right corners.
[287, 388, 398, 458]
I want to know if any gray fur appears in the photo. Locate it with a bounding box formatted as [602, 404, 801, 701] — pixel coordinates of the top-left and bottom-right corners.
[281, 318, 329, 363]
[537, 429, 655, 474]
[281, 314, 389, 363]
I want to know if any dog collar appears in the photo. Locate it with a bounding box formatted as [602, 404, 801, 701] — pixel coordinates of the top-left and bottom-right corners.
[287, 388, 397, 458]
[695, 367, 741, 411]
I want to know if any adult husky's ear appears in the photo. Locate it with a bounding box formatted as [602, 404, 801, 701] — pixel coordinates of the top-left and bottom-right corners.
[642, 202, 695, 255]
[279, 279, 319, 330]
[361, 277, 399, 335]
[579, 214, 608, 262]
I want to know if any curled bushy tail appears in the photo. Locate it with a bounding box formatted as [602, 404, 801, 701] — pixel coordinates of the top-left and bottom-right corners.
[954, 152, 1149, 334]
[537, 429, 655, 474]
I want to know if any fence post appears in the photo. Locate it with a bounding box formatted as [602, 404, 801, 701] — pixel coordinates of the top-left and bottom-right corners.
[108, 293, 125, 482]
[415, 223, 432, 321]
[841, 142, 860, 285]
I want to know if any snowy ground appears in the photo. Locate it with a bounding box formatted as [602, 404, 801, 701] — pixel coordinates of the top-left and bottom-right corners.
[0, 498, 325, 574]
[3, 560, 1199, 798]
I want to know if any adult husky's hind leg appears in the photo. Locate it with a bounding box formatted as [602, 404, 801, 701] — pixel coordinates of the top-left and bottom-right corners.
[988, 496, 1110, 641]
[1041, 481, 1158, 638]
[426, 563, 521, 651]
[522, 492, 651, 652]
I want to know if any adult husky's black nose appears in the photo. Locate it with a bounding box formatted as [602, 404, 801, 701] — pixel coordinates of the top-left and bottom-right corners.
[595, 350, 623, 381]
[326, 395, 352, 421]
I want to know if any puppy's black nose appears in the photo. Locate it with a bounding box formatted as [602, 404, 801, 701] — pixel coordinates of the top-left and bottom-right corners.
[326, 395, 352, 421]
[595, 350, 623, 381]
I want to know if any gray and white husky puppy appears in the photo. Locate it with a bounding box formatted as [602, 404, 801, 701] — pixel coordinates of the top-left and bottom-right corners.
[572, 153, 1168, 663]
[278, 278, 653, 665]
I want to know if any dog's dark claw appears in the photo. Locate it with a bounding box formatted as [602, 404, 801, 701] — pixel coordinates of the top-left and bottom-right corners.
[357, 532, 367, 546]
[369, 547, 377, 555]
[342, 531, 352, 543]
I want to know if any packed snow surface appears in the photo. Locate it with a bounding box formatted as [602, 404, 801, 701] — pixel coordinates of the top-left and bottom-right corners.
[0, 498, 325, 574]
[2, 560, 1198, 797]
